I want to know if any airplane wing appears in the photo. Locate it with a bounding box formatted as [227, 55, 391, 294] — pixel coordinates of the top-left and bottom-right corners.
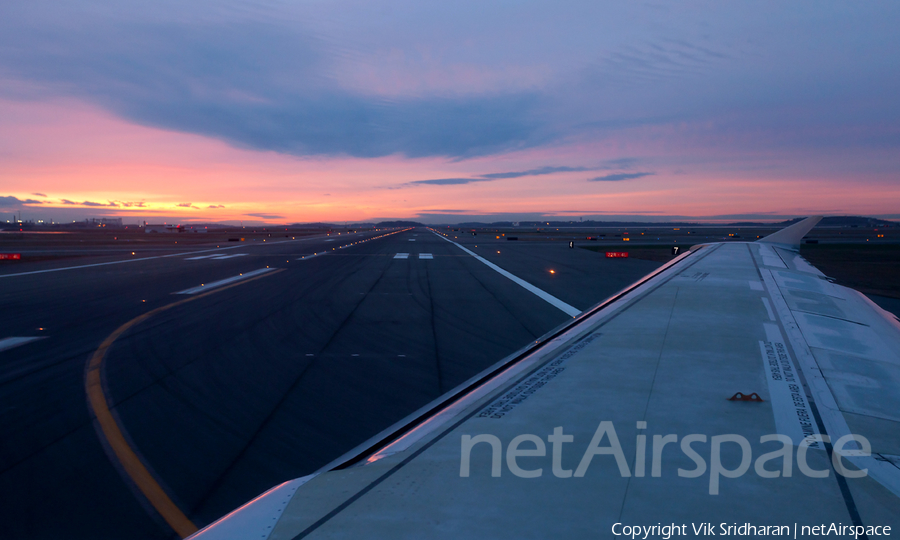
[191, 216, 900, 539]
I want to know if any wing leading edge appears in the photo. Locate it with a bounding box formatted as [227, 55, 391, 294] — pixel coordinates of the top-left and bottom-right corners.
[191, 217, 900, 539]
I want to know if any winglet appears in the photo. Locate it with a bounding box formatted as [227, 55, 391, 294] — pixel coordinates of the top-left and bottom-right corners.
[757, 216, 823, 249]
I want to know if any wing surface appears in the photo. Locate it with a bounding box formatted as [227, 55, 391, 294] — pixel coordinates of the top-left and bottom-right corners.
[191, 218, 900, 539]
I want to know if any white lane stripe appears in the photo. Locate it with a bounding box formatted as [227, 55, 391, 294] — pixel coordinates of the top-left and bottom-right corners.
[419, 253, 433, 259]
[211, 254, 247, 260]
[0, 234, 347, 279]
[0, 336, 46, 353]
[433, 233, 581, 317]
[185, 255, 220, 260]
[175, 268, 277, 295]
[0, 251, 239, 278]
[394, 253, 409, 259]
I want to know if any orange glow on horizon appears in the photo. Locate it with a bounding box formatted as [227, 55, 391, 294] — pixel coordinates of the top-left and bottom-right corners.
[3, 98, 900, 224]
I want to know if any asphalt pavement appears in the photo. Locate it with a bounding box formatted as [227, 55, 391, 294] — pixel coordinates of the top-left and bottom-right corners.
[0, 227, 660, 539]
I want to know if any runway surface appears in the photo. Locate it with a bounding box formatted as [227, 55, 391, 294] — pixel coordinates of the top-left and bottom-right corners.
[0, 227, 660, 539]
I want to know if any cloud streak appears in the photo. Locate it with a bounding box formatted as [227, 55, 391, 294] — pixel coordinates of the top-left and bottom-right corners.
[79, 200, 118, 207]
[0, 15, 543, 159]
[479, 166, 592, 179]
[58, 199, 146, 207]
[409, 178, 492, 186]
[406, 165, 593, 187]
[0, 195, 44, 206]
[588, 172, 655, 182]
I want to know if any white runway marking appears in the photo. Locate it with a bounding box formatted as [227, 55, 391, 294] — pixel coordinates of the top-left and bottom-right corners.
[394, 253, 409, 259]
[185, 253, 247, 260]
[174, 268, 277, 294]
[408, 239, 416, 241]
[0, 336, 46, 353]
[432, 232, 581, 317]
[0, 235, 321, 279]
[419, 253, 433, 259]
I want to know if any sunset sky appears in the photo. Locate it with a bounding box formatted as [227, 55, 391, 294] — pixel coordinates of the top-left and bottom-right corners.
[2, 1, 899, 224]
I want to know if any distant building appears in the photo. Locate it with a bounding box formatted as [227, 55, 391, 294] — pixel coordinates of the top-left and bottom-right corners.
[143, 223, 208, 233]
[144, 224, 182, 233]
[84, 217, 123, 228]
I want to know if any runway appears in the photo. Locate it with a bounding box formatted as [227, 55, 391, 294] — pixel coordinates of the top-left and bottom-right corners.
[0, 227, 659, 539]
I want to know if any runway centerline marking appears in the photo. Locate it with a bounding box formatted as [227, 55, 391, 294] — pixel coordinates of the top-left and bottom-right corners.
[394, 253, 409, 259]
[85, 267, 284, 538]
[432, 232, 581, 317]
[0, 336, 46, 353]
[419, 253, 433, 259]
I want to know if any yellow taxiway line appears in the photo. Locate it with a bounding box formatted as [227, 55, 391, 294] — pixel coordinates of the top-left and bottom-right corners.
[85, 269, 284, 538]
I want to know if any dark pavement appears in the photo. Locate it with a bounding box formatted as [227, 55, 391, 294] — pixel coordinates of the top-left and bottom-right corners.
[0, 227, 660, 539]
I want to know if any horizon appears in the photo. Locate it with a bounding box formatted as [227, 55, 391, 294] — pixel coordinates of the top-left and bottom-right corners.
[5, 213, 897, 229]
